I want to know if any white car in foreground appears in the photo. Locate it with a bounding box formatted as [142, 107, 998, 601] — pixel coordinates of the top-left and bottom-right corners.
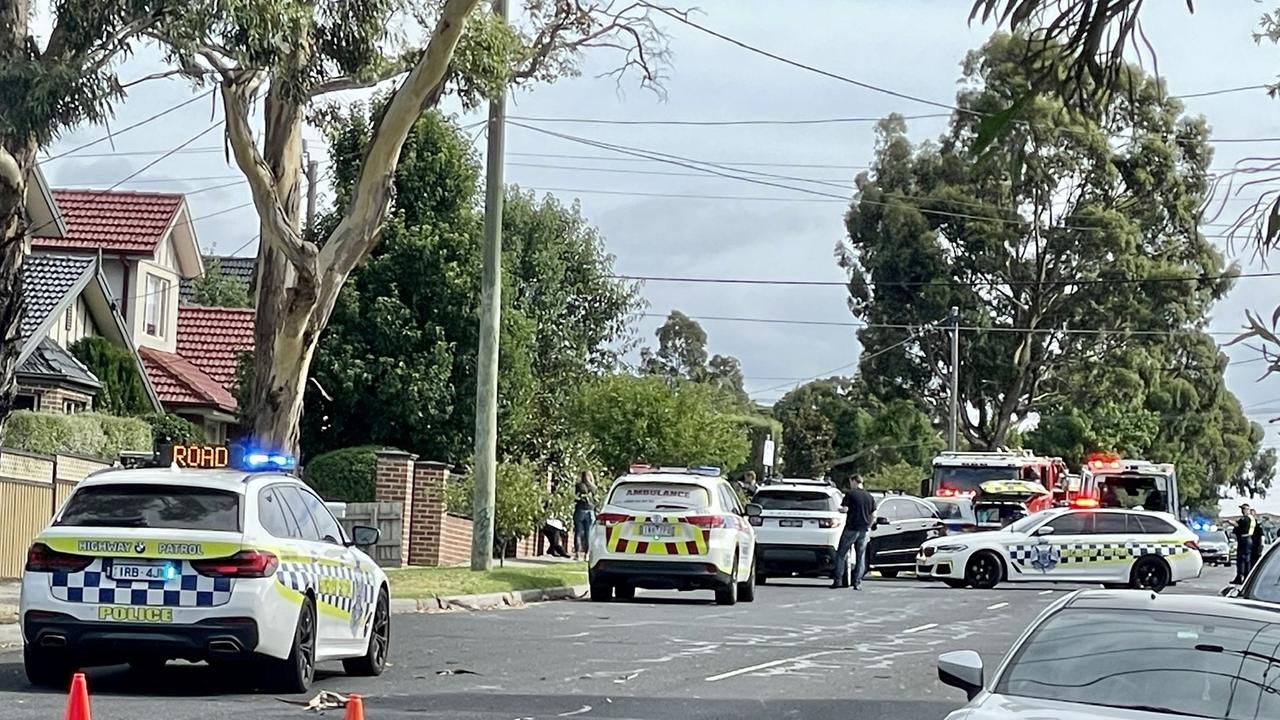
[916, 508, 1201, 591]
[20, 444, 389, 692]
[588, 466, 757, 605]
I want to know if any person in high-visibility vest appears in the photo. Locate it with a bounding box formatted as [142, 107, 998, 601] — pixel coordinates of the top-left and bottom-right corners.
[1233, 504, 1258, 584]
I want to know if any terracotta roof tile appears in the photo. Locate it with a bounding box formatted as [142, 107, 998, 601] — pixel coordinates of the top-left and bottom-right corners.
[36, 189, 184, 254]
[176, 307, 255, 388]
[139, 346, 237, 411]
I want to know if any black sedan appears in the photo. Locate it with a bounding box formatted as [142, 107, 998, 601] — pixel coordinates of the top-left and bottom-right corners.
[866, 494, 947, 578]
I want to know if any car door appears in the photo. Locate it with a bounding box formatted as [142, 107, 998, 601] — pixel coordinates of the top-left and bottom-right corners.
[1084, 511, 1134, 583]
[295, 486, 371, 645]
[274, 486, 355, 645]
[718, 481, 754, 577]
[870, 499, 912, 567]
[1033, 511, 1095, 582]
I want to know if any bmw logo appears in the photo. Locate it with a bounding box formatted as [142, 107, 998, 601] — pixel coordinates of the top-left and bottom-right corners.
[134, 542, 147, 554]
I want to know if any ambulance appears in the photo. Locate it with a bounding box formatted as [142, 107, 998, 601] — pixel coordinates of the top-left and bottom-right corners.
[19, 443, 389, 692]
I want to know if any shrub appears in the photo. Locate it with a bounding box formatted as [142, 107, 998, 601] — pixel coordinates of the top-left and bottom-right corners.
[302, 445, 387, 502]
[449, 460, 549, 565]
[142, 413, 207, 445]
[70, 337, 151, 416]
[0, 411, 151, 459]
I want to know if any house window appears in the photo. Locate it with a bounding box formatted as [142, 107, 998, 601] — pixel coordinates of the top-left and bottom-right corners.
[63, 399, 87, 414]
[144, 273, 169, 337]
[14, 393, 37, 411]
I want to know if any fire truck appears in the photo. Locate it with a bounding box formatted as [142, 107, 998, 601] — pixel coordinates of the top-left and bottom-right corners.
[1074, 452, 1181, 518]
[922, 450, 1069, 513]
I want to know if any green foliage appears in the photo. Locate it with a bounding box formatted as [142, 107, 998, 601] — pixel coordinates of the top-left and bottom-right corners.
[725, 413, 782, 480]
[571, 375, 751, 477]
[302, 109, 638, 469]
[141, 412, 206, 445]
[189, 257, 252, 308]
[0, 410, 150, 459]
[773, 377, 942, 481]
[448, 460, 549, 564]
[69, 337, 151, 416]
[866, 461, 925, 494]
[836, 35, 1228, 451]
[302, 445, 386, 502]
[640, 311, 749, 407]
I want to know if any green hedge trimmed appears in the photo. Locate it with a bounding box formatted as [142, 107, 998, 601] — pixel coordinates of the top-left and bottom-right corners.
[302, 445, 390, 502]
[1, 411, 151, 459]
[142, 413, 207, 445]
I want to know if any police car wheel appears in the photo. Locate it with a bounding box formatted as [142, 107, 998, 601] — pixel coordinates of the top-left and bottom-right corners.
[272, 597, 317, 693]
[1130, 556, 1171, 592]
[23, 646, 72, 688]
[344, 587, 390, 677]
[965, 552, 1003, 590]
[715, 557, 740, 606]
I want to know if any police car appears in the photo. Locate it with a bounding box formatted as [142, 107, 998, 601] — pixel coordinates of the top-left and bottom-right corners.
[915, 507, 1201, 591]
[19, 444, 390, 692]
[588, 466, 758, 605]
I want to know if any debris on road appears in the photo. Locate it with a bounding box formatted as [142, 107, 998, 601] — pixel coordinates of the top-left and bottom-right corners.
[277, 690, 352, 712]
[436, 668, 481, 676]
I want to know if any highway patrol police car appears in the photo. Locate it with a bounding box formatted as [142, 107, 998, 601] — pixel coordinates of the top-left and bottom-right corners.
[915, 507, 1201, 591]
[588, 465, 758, 605]
[19, 444, 390, 692]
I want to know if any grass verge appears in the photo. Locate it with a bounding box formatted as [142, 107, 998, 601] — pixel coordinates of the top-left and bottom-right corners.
[386, 562, 587, 599]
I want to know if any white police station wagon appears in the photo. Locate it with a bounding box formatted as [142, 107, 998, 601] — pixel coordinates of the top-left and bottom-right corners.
[20, 444, 390, 692]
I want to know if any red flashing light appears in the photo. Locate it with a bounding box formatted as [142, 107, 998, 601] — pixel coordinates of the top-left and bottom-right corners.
[596, 512, 631, 525]
[1072, 498, 1100, 509]
[190, 550, 278, 578]
[937, 488, 957, 497]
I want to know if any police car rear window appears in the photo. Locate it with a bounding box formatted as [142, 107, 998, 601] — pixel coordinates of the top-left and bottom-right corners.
[754, 490, 838, 512]
[57, 484, 241, 532]
[609, 482, 711, 511]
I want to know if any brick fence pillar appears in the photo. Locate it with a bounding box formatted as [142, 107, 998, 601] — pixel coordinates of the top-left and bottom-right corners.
[374, 450, 418, 568]
[409, 461, 452, 566]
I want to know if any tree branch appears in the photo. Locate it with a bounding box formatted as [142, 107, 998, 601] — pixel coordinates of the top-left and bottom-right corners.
[310, 57, 416, 97]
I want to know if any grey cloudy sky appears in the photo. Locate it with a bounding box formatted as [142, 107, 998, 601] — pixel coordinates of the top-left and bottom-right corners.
[36, 0, 1280, 453]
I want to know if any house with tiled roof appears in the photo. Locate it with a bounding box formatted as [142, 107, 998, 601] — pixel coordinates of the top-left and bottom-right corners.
[179, 255, 256, 305]
[22, 175, 256, 441]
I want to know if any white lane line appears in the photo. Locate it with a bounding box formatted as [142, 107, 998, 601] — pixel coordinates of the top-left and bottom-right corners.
[986, 602, 1009, 610]
[558, 706, 592, 717]
[704, 649, 844, 682]
[902, 623, 938, 634]
[1039, 590, 1054, 595]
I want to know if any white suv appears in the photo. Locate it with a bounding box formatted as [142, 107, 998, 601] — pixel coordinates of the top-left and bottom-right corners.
[750, 480, 845, 583]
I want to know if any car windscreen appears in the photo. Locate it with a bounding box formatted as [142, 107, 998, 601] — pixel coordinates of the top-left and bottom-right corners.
[608, 482, 711, 512]
[996, 607, 1280, 718]
[753, 490, 838, 512]
[57, 484, 242, 532]
[1005, 512, 1048, 534]
[975, 503, 1027, 526]
[1246, 546, 1280, 604]
[932, 466, 1018, 494]
[1097, 473, 1170, 512]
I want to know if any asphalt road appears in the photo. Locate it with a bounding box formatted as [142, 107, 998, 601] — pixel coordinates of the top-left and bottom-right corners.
[0, 565, 1238, 720]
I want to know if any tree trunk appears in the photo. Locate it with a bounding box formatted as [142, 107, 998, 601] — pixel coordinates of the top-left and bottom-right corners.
[0, 139, 36, 438]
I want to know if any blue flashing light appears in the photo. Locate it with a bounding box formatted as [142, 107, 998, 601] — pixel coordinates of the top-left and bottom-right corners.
[690, 466, 722, 476]
[241, 448, 297, 472]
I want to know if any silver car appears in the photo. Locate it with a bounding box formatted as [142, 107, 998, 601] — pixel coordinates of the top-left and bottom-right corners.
[939, 589, 1280, 719]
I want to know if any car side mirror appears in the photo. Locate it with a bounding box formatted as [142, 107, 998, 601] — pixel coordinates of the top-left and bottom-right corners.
[1221, 586, 1241, 598]
[745, 503, 763, 517]
[875, 516, 890, 527]
[350, 525, 380, 547]
[1034, 526, 1055, 536]
[938, 650, 984, 700]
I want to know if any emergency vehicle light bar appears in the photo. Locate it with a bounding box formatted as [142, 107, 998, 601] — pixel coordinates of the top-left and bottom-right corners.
[123, 443, 298, 472]
[628, 464, 722, 476]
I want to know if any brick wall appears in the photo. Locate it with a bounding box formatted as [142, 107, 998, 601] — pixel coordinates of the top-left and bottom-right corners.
[374, 451, 417, 565]
[408, 462, 449, 565]
[440, 514, 474, 565]
[36, 387, 94, 414]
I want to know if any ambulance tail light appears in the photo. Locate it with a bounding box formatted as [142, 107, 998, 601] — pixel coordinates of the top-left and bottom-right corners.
[596, 512, 631, 525]
[191, 550, 278, 578]
[25, 543, 92, 573]
[1184, 540, 1200, 551]
[686, 515, 731, 529]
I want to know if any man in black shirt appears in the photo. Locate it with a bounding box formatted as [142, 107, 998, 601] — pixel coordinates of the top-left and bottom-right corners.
[832, 475, 877, 589]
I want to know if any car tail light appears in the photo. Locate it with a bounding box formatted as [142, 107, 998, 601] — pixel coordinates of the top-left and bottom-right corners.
[596, 512, 631, 525]
[818, 518, 843, 529]
[1184, 540, 1200, 551]
[748, 516, 763, 526]
[685, 515, 731, 529]
[25, 543, 92, 573]
[191, 550, 278, 578]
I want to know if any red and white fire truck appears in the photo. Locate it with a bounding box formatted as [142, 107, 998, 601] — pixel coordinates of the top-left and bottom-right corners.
[923, 450, 1070, 514]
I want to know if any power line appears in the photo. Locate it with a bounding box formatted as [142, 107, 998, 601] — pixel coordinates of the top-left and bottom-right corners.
[523, 186, 842, 203]
[615, 270, 1280, 288]
[41, 89, 218, 163]
[512, 161, 852, 186]
[190, 201, 254, 222]
[509, 113, 952, 127]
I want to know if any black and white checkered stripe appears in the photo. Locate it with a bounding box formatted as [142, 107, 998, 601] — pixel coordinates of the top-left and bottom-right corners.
[276, 559, 377, 631]
[50, 559, 232, 607]
[1010, 541, 1186, 566]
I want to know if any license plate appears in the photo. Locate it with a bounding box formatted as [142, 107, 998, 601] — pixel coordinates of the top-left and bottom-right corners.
[108, 561, 172, 582]
[779, 519, 804, 528]
[640, 523, 676, 538]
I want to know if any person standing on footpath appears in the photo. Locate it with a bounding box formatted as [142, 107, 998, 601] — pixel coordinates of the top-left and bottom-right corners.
[573, 471, 597, 561]
[1233, 504, 1257, 584]
[832, 475, 876, 590]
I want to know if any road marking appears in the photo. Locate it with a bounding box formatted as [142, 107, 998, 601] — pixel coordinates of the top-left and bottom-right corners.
[1039, 590, 1054, 595]
[559, 706, 592, 717]
[704, 649, 845, 682]
[986, 602, 1009, 610]
[902, 623, 938, 634]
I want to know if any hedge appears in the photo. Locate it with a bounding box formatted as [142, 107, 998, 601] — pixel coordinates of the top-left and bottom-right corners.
[142, 413, 207, 445]
[302, 445, 390, 502]
[0, 410, 152, 459]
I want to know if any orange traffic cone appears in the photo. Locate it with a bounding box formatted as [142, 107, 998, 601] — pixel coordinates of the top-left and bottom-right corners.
[65, 673, 91, 720]
[344, 694, 365, 720]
